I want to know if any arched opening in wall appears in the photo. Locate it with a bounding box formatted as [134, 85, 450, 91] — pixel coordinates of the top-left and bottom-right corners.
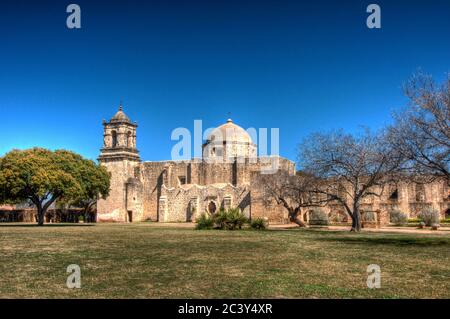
[111, 130, 117, 147]
[306, 210, 315, 224]
[389, 189, 399, 201]
[186, 204, 193, 222]
[416, 184, 425, 202]
[127, 131, 132, 148]
[187, 197, 198, 222]
[223, 196, 232, 211]
[127, 210, 133, 223]
[208, 201, 217, 214]
[445, 209, 450, 219]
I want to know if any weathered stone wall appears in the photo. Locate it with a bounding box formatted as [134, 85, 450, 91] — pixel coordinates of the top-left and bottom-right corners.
[98, 136, 447, 225]
[141, 161, 167, 221]
[248, 170, 291, 223]
[159, 183, 250, 222]
[97, 159, 140, 222]
[126, 177, 144, 222]
[308, 180, 449, 225]
[138, 156, 295, 223]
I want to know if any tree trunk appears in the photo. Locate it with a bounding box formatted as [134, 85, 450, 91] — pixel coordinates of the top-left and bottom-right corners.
[290, 216, 307, 227]
[289, 209, 307, 227]
[37, 207, 45, 226]
[84, 201, 95, 223]
[350, 208, 362, 232]
[35, 194, 59, 226]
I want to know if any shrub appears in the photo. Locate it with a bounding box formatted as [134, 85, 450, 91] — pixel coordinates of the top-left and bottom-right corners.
[226, 208, 248, 230]
[216, 208, 248, 230]
[389, 210, 408, 225]
[308, 209, 329, 226]
[250, 218, 267, 230]
[212, 209, 228, 229]
[408, 218, 421, 223]
[204, 208, 249, 230]
[195, 213, 214, 230]
[418, 208, 440, 226]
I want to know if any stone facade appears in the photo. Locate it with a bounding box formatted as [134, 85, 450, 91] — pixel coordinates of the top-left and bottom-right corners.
[97, 105, 450, 224]
[308, 180, 450, 226]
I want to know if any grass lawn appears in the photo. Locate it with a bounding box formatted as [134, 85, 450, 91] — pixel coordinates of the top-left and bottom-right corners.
[0, 223, 449, 298]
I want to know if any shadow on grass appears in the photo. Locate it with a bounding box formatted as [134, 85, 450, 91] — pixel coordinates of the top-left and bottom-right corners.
[315, 235, 450, 247]
[0, 223, 96, 228]
[268, 228, 450, 246]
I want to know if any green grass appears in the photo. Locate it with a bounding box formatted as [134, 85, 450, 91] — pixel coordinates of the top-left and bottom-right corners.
[0, 223, 449, 298]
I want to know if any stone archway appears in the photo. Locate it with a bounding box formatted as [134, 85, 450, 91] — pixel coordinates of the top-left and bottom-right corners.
[303, 212, 308, 223]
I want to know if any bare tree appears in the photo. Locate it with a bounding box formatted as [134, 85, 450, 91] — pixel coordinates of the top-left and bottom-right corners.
[388, 72, 450, 180]
[298, 129, 401, 232]
[258, 171, 324, 227]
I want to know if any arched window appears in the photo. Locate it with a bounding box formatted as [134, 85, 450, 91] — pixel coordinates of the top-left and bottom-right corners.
[111, 130, 117, 148]
[127, 131, 132, 148]
[208, 201, 217, 214]
[389, 189, 399, 201]
[416, 184, 425, 202]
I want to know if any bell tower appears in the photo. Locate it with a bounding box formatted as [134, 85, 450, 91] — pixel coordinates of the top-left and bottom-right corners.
[97, 103, 141, 222]
[98, 103, 140, 162]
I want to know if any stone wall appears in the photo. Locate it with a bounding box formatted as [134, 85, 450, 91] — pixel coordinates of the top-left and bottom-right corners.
[159, 183, 250, 222]
[97, 158, 140, 222]
[98, 152, 448, 225]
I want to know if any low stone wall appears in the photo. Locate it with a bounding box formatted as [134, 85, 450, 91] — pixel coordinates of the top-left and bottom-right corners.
[0, 210, 35, 222]
[0, 209, 96, 223]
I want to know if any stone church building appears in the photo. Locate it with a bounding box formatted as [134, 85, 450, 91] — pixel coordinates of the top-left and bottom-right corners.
[97, 106, 449, 224]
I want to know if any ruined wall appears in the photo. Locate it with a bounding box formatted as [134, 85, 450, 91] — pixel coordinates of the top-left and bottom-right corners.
[314, 180, 449, 225]
[141, 161, 167, 221]
[142, 156, 296, 223]
[125, 177, 144, 222]
[159, 183, 250, 222]
[248, 170, 291, 224]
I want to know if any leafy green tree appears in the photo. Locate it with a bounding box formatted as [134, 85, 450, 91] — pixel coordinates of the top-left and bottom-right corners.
[64, 155, 110, 222]
[0, 148, 110, 226]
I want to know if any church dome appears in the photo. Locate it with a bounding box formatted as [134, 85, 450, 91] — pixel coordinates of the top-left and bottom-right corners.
[207, 119, 253, 144]
[110, 105, 130, 122]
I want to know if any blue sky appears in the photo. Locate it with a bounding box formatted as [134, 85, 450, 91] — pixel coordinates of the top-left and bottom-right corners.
[1, 0, 449, 162]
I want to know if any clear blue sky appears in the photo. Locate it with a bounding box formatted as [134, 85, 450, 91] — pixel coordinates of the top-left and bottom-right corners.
[1, 0, 449, 162]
